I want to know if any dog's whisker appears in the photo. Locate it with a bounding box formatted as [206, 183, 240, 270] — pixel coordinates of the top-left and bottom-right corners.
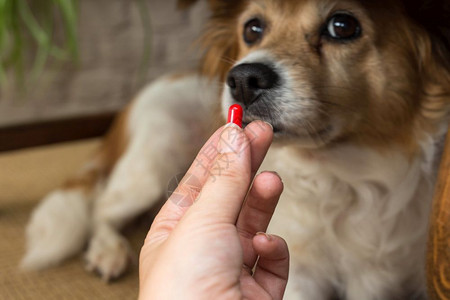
[219, 57, 239, 66]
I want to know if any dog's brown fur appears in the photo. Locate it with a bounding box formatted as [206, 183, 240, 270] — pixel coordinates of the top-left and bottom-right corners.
[183, 0, 450, 155]
[22, 0, 450, 295]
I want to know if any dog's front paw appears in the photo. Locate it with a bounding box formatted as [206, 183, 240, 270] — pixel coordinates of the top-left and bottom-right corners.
[84, 225, 134, 282]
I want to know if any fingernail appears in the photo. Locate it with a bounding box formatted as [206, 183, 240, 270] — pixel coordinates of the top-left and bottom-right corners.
[263, 121, 273, 131]
[225, 122, 241, 129]
[219, 124, 245, 154]
[262, 171, 283, 182]
[256, 232, 272, 241]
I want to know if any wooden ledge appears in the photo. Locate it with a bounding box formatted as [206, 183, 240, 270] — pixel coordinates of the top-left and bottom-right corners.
[0, 112, 116, 152]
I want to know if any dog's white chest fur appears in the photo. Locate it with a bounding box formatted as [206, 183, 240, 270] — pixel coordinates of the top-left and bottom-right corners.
[263, 142, 434, 299]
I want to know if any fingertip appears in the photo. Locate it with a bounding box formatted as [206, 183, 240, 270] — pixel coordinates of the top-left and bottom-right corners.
[253, 171, 284, 196]
[252, 233, 290, 299]
[253, 232, 274, 247]
[218, 122, 249, 155]
[255, 232, 273, 243]
[244, 121, 274, 175]
[244, 120, 273, 143]
[253, 233, 289, 259]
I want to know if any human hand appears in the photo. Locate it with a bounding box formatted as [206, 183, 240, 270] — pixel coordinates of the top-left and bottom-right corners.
[139, 121, 289, 300]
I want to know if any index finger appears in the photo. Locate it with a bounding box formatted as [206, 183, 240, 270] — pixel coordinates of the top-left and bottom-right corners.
[185, 121, 273, 224]
[147, 121, 273, 239]
[146, 126, 225, 241]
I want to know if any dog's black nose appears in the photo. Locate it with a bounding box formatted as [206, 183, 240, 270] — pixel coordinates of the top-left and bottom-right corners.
[226, 63, 279, 106]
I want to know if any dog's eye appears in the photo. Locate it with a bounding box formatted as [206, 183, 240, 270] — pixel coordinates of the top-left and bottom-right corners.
[243, 18, 264, 45]
[324, 13, 361, 40]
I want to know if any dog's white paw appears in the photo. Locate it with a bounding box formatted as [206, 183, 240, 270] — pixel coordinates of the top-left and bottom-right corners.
[84, 226, 134, 282]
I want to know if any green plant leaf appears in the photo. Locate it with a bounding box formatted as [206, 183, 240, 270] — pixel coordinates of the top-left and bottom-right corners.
[0, 0, 79, 88]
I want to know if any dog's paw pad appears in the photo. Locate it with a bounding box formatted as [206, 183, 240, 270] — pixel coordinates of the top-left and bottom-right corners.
[84, 233, 134, 282]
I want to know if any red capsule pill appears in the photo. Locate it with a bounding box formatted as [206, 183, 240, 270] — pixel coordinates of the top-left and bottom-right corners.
[227, 104, 243, 128]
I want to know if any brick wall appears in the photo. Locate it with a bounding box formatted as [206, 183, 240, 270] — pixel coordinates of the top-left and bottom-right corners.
[0, 0, 209, 127]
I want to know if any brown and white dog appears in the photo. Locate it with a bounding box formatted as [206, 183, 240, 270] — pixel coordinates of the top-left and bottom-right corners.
[22, 0, 450, 299]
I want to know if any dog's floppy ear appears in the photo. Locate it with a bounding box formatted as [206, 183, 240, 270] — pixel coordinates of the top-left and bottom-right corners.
[403, 0, 450, 71]
[192, 1, 247, 80]
[177, 0, 247, 80]
[402, 0, 450, 129]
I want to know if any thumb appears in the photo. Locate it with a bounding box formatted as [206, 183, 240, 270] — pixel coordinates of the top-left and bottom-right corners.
[188, 123, 252, 224]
